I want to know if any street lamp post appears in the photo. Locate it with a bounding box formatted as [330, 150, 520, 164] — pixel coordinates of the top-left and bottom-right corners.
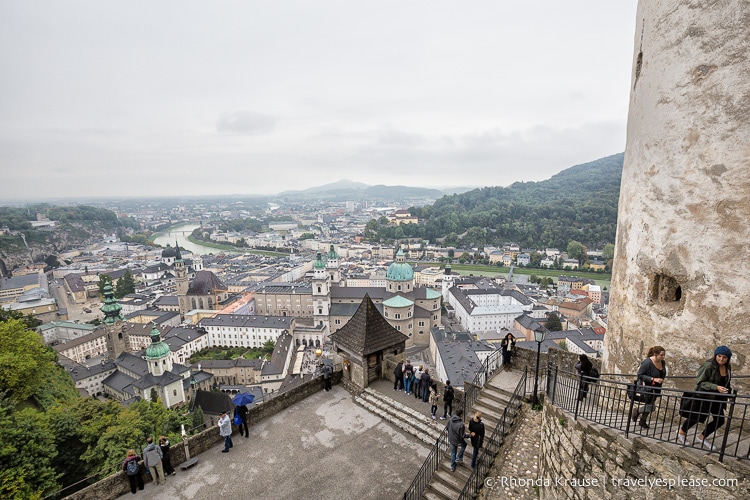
[532, 328, 546, 405]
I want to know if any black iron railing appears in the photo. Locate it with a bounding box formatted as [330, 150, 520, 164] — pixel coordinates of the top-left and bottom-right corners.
[402, 427, 450, 500]
[458, 368, 527, 500]
[404, 346, 517, 500]
[462, 347, 504, 418]
[546, 365, 750, 462]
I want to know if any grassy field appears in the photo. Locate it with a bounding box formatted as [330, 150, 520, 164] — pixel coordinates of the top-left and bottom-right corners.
[426, 262, 612, 289]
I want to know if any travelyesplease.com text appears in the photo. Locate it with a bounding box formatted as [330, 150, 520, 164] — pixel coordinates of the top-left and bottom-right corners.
[485, 475, 738, 490]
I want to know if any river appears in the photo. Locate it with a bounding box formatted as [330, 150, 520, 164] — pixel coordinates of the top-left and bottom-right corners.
[153, 223, 226, 256]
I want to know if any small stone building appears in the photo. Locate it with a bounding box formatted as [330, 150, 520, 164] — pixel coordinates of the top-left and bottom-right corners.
[329, 293, 408, 389]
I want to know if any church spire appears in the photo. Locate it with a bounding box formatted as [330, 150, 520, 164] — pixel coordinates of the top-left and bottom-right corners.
[100, 280, 124, 325]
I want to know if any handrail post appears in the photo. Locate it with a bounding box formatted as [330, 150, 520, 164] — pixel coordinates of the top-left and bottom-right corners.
[718, 390, 737, 463]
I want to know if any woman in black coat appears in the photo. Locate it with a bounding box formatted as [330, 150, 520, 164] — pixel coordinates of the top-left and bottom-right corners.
[631, 346, 666, 429]
[575, 354, 593, 401]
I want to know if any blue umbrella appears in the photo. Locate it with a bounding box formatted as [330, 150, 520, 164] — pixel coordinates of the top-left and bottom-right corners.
[232, 392, 255, 406]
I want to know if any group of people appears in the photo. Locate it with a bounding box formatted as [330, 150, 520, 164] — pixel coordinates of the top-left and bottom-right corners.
[576, 344, 734, 450]
[121, 436, 175, 494]
[393, 359, 455, 420]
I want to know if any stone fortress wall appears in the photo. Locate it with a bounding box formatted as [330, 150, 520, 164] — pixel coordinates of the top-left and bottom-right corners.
[540, 401, 750, 500]
[604, 0, 749, 377]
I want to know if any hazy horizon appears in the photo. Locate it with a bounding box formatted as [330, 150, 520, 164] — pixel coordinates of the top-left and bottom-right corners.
[1, 1, 637, 200]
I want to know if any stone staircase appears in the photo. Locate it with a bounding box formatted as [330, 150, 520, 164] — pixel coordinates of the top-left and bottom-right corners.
[354, 387, 444, 445]
[357, 373, 522, 500]
[422, 376, 519, 500]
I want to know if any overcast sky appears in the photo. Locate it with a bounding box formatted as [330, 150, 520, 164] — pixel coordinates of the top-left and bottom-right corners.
[0, 1, 638, 202]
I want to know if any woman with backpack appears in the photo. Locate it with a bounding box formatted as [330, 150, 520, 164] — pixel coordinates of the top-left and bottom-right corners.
[122, 449, 144, 494]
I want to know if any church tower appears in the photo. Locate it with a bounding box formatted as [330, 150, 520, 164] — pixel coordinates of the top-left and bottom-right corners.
[605, 2, 749, 376]
[102, 280, 127, 359]
[145, 325, 173, 376]
[325, 244, 340, 284]
[312, 251, 330, 334]
[174, 241, 189, 315]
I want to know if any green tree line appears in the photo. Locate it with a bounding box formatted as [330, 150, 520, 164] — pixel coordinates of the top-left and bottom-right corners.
[366, 153, 623, 250]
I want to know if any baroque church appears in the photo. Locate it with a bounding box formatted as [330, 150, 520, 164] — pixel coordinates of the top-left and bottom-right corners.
[256, 245, 442, 347]
[102, 280, 190, 408]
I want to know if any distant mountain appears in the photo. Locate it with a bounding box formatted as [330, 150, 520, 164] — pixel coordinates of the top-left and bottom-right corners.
[276, 179, 444, 201]
[369, 153, 624, 250]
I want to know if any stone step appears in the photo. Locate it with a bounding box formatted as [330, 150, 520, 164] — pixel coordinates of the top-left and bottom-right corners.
[354, 395, 438, 446]
[361, 387, 444, 440]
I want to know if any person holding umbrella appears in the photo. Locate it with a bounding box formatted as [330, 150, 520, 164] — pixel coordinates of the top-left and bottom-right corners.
[232, 393, 255, 438]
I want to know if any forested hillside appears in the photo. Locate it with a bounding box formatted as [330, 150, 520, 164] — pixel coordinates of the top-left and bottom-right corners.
[365, 153, 623, 249]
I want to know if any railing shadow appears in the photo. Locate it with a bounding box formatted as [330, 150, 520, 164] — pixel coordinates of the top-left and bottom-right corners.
[546, 365, 750, 463]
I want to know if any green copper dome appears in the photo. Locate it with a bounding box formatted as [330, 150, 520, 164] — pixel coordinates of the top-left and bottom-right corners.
[145, 326, 171, 360]
[327, 244, 338, 261]
[314, 251, 326, 269]
[386, 249, 414, 281]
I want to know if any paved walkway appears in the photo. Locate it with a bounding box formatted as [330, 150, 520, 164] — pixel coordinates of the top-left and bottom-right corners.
[121, 385, 431, 500]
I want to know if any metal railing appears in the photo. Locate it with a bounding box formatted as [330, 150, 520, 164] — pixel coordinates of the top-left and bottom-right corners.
[403, 347, 522, 500]
[462, 347, 504, 418]
[546, 365, 750, 462]
[458, 368, 527, 500]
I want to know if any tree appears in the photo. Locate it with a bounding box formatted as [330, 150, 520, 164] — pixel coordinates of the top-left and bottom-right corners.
[0, 319, 56, 402]
[567, 241, 585, 263]
[602, 243, 615, 261]
[546, 313, 563, 331]
[0, 402, 58, 499]
[115, 270, 135, 298]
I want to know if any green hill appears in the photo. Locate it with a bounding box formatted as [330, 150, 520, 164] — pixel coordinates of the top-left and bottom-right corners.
[369, 153, 624, 249]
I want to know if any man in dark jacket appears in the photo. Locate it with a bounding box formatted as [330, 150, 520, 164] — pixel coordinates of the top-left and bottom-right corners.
[447, 408, 470, 471]
[441, 380, 454, 420]
[235, 404, 249, 437]
[421, 368, 432, 402]
[403, 359, 414, 394]
[468, 411, 485, 469]
[393, 361, 403, 391]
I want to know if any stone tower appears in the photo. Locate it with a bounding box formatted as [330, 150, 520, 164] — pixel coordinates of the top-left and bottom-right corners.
[605, 1, 749, 377]
[312, 251, 330, 334]
[174, 241, 189, 315]
[102, 280, 127, 359]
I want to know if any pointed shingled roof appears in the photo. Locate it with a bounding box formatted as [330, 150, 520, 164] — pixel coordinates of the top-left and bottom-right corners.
[329, 293, 408, 356]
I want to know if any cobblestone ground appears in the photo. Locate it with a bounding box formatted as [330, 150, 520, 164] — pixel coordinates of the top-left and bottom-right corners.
[478, 404, 543, 500]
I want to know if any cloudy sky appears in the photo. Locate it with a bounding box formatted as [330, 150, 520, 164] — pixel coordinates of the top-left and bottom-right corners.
[0, 1, 638, 201]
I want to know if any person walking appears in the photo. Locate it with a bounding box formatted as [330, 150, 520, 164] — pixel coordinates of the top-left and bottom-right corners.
[631, 346, 667, 429]
[235, 404, 249, 438]
[678, 346, 733, 449]
[403, 359, 414, 395]
[219, 410, 233, 453]
[441, 380, 454, 420]
[500, 333, 516, 370]
[421, 368, 432, 403]
[143, 436, 166, 485]
[122, 449, 144, 494]
[393, 360, 404, 391]
[158, 436, 176, 476]
[469, 411, 485, 469]
[575, 354, 593, 401]
[447, 408, 470, 472]
[428, 382, 440, 420]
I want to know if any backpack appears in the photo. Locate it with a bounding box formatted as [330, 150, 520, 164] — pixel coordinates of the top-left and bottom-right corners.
[405, 369, 412, 378]
[588, 367, 600, 383]
[126, 458, 139, 476]
[444, 385, 454, 401]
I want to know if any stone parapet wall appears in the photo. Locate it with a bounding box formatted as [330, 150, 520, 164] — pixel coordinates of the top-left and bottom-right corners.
[63, 370, 342, 500]
[540, 402, 750, 499]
